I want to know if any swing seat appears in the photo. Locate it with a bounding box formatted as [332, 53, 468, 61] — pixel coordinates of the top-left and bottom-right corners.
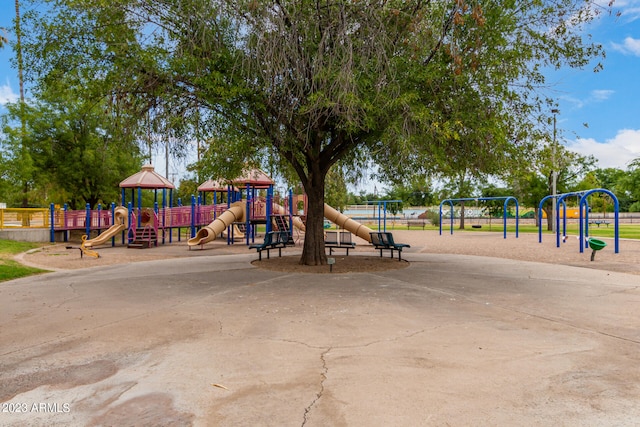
[472, 224, 482, 229]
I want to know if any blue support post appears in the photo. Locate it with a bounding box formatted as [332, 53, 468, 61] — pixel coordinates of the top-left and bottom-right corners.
[266, 186, 273, 234]
[137, 187, 142, 227]
[85, 203, 91, 238]
[97, 203, 102, 236]
[111, 202, 117, 247]
[49, 203, 55, 243]
[63, 203, 69, 242]
[126, 202, 132, 244]
[245, 183, 251, 246]
[190, 195, 196, 238]
[288, 188, 293, 238]
[213, 192, 218, 220]
[155, 201, 161, 246]
[537, 195, 554, 243]
[177, 198, 182, 242]
[383, 201, 387, 232]
[197, 194, 202, 236]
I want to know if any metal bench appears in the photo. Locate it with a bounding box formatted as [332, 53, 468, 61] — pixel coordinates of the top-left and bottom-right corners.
[249, 231, 288, 260]
[325, 230, 356, 255]
[407, 219, 427, 230]
[369, 231, 410, 261]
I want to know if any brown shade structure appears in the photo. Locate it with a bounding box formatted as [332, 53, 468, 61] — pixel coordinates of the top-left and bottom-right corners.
[232, 168, 275, 189]
[197, 179, 238, 205]
[119, 164, 175, 215]
[120, 164, 175, 189]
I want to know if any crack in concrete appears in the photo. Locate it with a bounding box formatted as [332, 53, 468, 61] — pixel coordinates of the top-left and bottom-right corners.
[301, 347, 330, 426]
[52, 282, 82, 308]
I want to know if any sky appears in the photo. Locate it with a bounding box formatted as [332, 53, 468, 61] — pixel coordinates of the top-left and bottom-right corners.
[1, 1, 639, 192]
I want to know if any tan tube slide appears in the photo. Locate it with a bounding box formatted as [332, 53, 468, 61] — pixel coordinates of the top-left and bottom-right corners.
[82, 206, 129, 248]
[323, 204, 373, 242]
[188, 202, 245, 247]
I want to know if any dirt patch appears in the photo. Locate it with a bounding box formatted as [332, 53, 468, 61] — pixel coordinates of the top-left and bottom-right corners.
[252, 255, 410, 273]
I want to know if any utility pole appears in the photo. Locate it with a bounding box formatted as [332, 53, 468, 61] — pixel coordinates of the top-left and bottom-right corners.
[551, 109, 559, 232]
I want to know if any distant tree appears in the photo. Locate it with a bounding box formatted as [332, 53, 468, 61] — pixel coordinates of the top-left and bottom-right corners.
[175, 178, 199, 206]
[438, 167, 481, 229]
[618, 161, 640, 212]
[2, 94, 142, 209]
[385, 176, 435, 207]
[325, 167, 349, 213]
[578, 167, 631, 211]
[506, 145, 596, 229]
[479, 184, 512, 218]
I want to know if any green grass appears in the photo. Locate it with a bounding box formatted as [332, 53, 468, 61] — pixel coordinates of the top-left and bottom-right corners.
[438, 223, 640, 239]
[0, 239, 48, 282]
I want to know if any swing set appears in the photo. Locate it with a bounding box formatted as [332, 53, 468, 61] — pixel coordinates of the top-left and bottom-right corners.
[537, 188, 619, 256]
[439, 196, 519, 239]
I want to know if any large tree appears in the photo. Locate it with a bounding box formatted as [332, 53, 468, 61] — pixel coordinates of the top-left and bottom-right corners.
[21, 0, 610, 264]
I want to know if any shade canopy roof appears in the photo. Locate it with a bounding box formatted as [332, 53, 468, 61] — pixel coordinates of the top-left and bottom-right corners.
[232, 168, 274, 188]
[119, 164, 175, 189]
[197, 179, 238, 192]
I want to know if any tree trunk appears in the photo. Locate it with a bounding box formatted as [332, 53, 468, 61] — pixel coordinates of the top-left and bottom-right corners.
[544, 206, 553, 231]
[299, 172, 327, 265]
[459, 201, 466, 230]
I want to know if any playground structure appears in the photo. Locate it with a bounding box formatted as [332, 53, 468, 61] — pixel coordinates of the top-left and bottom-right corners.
[187, 201, 246, 247]
[79, 206, 129, 258]
[439, 197, 520, 239]
[37, 164, 379, 255]
[537, 188, 619, 255]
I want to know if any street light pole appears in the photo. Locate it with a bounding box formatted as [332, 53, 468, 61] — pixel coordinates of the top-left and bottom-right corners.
[551, 109, 559, 232]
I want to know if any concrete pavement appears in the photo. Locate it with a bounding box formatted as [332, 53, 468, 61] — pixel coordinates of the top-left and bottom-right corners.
[1, 252, 639, 426]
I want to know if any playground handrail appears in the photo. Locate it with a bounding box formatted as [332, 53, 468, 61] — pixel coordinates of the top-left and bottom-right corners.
[0, 207, 49, 229]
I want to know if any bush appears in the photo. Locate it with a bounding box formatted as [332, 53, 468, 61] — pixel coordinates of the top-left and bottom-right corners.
[424, 210, 440, 227]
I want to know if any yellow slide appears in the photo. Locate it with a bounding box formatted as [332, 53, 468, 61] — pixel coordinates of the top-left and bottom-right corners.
[80, 206, 129, 257]
[188, 202, 245, 247]
[323, 204, 373, 242]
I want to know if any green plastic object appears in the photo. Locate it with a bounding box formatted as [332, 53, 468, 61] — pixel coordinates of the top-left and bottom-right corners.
[587, 238, 607, 261]
[588, 238, 607, 251]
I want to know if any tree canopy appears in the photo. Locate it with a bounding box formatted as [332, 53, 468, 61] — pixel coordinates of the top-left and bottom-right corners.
[18, 0, 611, 264]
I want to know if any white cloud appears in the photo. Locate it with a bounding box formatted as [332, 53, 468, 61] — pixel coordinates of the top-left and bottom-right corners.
[611, 36, 640, 55]
[617, 1, 640, 23]
[591, 89, 614, 101]
[566, 129, 640, 169]
[560, 89, 614, 109]
[0, 79, 17, 105]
